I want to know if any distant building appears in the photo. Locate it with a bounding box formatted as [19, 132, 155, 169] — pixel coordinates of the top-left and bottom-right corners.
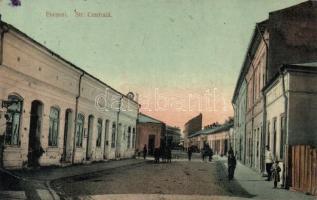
[166, 126, 181, 149]
[188, 121, 233, 155]
[183, 113, 202, 149]
[136, 113, 165, 155]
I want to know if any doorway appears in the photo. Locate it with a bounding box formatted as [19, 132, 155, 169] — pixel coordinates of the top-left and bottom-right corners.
[115, 123, 122, 158]
[103, 120, 109, 159]
[28, 100, 43, 167]
[148, 135, 155, 155]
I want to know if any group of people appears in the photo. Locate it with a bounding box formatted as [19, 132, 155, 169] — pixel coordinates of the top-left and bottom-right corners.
[141, 144, 172, 163]
[227, 145, 282, 187]
[187, 144, 214, 162]
[141, 143, 282, 189]
[265, 145, 282, 189]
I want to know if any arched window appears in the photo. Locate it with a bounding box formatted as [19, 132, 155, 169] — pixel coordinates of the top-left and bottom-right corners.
[5, 95, 23, 145]
[48, 107, 60, 146]
[111, 122, 116, 148]
[96, 119, 103, 147]
[76, 114, 84, 147]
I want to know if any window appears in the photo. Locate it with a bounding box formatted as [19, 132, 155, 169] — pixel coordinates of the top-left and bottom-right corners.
[48, 107, 60, 146]
[5, 95, 23, 145]
[111, 122, 116, 148]
[76, 114, 84, 147]
[256, 128, 260, 157]
[273, 118, 277, 156]
[127, 126, 131, 148]
[132, 127, 136, 148]
[96, 119, 102, 147]
[267, 121, 270, 148]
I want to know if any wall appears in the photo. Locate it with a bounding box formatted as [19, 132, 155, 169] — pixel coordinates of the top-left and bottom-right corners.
[268, 1, 317, 81]
[265, 76, 286, 161]
[233, 80, 247, 163]
[287, 71, 317, 147]
[207, 131, 229, 156]
[245, 31, 268, 171]
[136, 123, 163, 153]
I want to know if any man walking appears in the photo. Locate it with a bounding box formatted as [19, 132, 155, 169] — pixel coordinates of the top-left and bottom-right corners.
[228, 153, 237, 180]
[187, 145, 193, 161]
[143, 144, 147, 160]
[265, 145, 274, 181]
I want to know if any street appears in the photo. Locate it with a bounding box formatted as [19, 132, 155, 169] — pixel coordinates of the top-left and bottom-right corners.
[51, 153, 251, 200]
[1, 152, 314, 200]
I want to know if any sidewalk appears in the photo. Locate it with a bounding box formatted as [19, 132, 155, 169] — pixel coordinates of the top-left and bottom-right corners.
[217, 156, 315, 200]
[1, 158, 144, 200]
[12, 158, 144, 181]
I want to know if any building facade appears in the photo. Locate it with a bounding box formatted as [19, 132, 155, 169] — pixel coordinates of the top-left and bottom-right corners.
[263, 64, 317, 186]
[232, 80, 247, 163]
[183, 113, 202, 150]
[0, 19, 139, 169]
[206, 123, 233, 156]
[166, 126, 181, 149]
[136, 113, 165, 155]
[188, 122, 233, 156]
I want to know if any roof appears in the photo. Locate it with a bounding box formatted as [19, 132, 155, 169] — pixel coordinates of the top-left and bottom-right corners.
[188, 122, 233, 138]
[138, 113, 165, 124]
[0, 18, 140, 106]
[231, 20, 268, 104]
[166, 125, 180, 131]
[263, 63, 317, 92]
[184, 113, 202, 125]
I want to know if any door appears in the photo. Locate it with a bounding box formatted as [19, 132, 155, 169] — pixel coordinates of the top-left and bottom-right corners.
[148, 135, 155, 155]
[103, 120, 109, 159]
[28, 100, 43, 167]
[115, 123, 122, 158]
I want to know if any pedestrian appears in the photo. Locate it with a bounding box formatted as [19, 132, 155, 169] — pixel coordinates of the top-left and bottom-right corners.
[265, 145, 274, 181]
[271, 160, 281, 188]
[201, 144, 208, 162]
[187, 145, 193, 161]
[166, 147, 172, 163]
[154, 148, 160, 163]
[201, 148, 205, 161]
[160, 147, 166, 163]
[208, 147, 213, 162]
[228, 153, 237, 181]
[143, 144, 147, 160]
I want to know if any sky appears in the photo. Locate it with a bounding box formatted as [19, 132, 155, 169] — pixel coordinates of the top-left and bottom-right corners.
[0, 0, 306, 130]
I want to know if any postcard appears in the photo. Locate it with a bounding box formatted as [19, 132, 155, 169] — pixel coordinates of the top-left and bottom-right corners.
[0, 0, 316, 199]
